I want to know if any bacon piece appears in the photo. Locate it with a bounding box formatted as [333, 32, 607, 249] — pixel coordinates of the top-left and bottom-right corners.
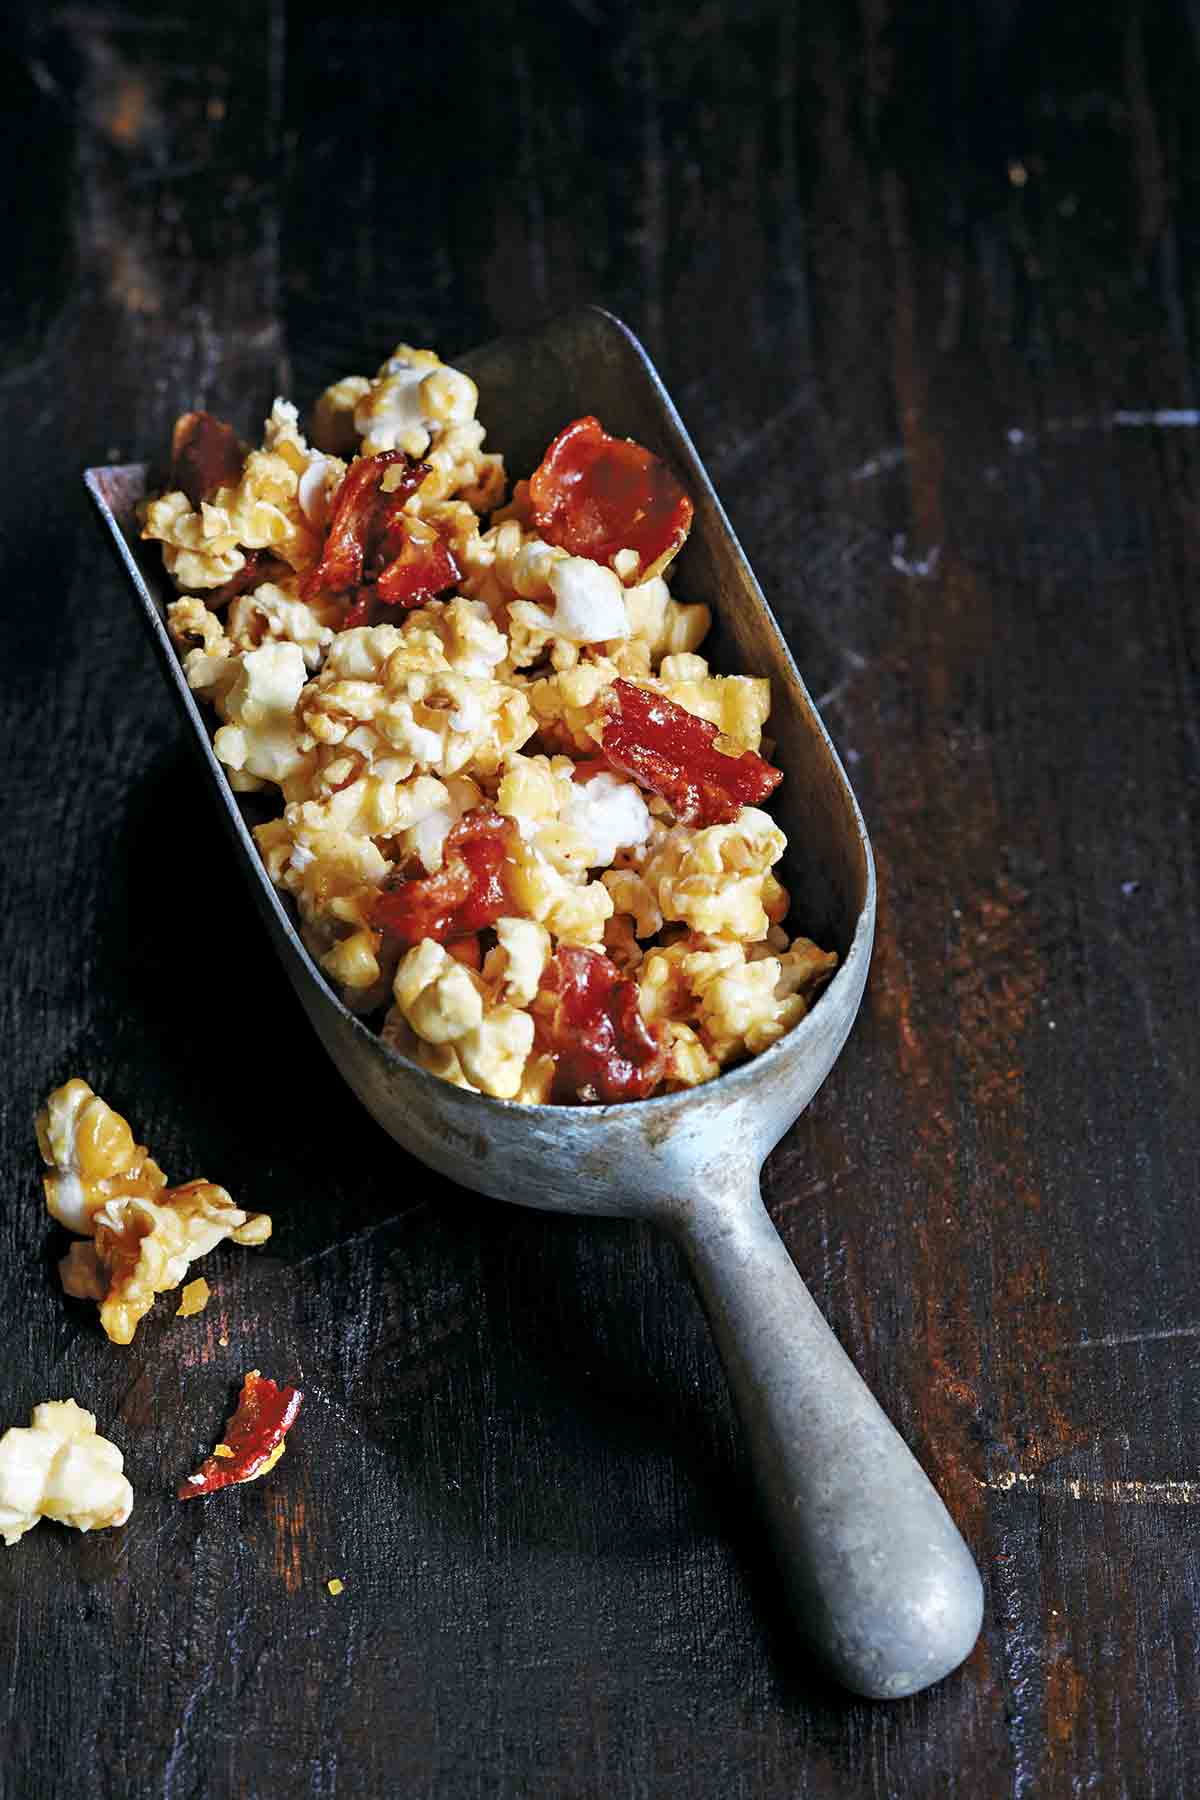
[177, 1370, 302, 1500]
[600, 678, 782, 827]
[538, 944, 666, 1104]
[374, 526, 459, 606]
[170, 411, 246, 508]
[372, 808, 517, 946]
[307, 451, 419, 593]
[528, 416, 693, 580]
[305, 450, 458, 614]
[340, 590, 376, 630]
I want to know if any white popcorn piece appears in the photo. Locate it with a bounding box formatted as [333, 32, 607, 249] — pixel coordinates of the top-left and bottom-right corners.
[486, 917, 552, 1008]
[0, 1401, 132, 1547]
[214, 641, 312, 784]
[394, 940, 484, 1045]
[563, 772, 652, 867]
[355, 351, 478, 458]
[543, 557, 629, 644]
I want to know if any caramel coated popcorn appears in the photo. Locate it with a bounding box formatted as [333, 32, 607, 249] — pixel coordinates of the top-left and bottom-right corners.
[144, 342, 836, 1102]
[38, 1080, 271, 1343]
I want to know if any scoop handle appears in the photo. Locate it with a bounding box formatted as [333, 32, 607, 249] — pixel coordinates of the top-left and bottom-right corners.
[670, 1170, 982, 1698]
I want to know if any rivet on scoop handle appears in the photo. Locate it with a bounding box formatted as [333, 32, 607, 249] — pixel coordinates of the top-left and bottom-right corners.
[672, 1170, 983, 1699]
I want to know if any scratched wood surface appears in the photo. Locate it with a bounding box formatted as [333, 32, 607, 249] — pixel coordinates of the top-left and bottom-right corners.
[2, 2, 1199, 1795]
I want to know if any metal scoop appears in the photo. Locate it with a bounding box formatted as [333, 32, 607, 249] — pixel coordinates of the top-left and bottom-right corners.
[85, 306, 982, 1699]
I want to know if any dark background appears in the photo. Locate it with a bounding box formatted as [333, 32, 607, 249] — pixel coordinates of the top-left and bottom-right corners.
[3, 2, 1199, 1795]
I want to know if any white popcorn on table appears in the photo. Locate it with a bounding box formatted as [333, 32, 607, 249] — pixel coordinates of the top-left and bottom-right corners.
[0, 1401, 132, 1547]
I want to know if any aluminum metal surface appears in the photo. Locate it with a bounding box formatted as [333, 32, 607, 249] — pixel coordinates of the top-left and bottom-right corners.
[85, 305, 982, 1697]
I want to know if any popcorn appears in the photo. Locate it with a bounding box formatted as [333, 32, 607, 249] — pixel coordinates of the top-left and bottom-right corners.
[39, 1078, 272, 1344]
[562, 771, 652, 866]
[140, 442, 322, 590]
[388, 940, 536, 1099]
[148, 354, 838, 1104]
[655, 657, 772, 752]
[37, 1078, 166, 1236]
[225, 582, 337, 670]
[60, 1181, 272, 1347]
[624, 577, 711, 661]
[483, 917, 552, 1007]
[630, 808, 789, 941]
[0, 1401, 132, 1546]
[312, 345, 505, 507]
[213, 642, 313, 785]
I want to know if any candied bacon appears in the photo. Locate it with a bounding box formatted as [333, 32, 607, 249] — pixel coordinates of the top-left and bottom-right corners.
[528, 416, 693, 580]
[307, 450, 423, 592]
[600, 678, 782, 827]
[538, 944, 666, 1104]
[177, 1370, 302, 1500]
[340, 590, 376, 630]
[445, 935, 483, 971]
[170, 411, 245, 508]
[372, 808, 517, 946]
[305, 451, 458, 614]
[375, 527, 458, 606]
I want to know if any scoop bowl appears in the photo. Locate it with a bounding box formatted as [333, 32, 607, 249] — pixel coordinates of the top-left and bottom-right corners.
[85, 306, 982, 1698]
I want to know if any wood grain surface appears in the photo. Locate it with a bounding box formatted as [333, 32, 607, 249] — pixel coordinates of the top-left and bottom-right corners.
[3, 2, 1199, 1795]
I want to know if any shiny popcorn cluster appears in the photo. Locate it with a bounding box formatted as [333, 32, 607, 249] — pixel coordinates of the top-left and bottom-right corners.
[143, 342, 836, 1103]
[38, 1078, 271, 1344]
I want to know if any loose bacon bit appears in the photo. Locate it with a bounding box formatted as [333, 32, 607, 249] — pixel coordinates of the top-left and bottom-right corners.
[372, 808, 517, 946]
[601, 678, 782, 827]
[528, 416, 693, 580]
[178, 1369, 302, 1500]
[170, 411, 245, 508]
[304, 451, 458, 613]
[539, 944, 667, 1104]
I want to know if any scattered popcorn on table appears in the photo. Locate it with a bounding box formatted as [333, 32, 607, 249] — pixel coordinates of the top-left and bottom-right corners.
[0, 1400, 132, 1546]
[144, 343, 838, 1102]
[38, 1079, 272, 1343]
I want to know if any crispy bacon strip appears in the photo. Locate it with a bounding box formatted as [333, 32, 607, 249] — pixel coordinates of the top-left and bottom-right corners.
[307, 451, 421, 592]
[601, 678, 782, 827]
[372, 808, 517, 946]
[178, 1370, 302, 1500]
[539, 944, 666, 1104]
[170, 411, 245, 508]
[375, 527, 458, 606]
[528, 416, 693, 580]
[305, 451, 458, 614]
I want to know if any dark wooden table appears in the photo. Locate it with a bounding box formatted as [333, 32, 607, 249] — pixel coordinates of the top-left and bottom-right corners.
[3, 2, 1199, 1794]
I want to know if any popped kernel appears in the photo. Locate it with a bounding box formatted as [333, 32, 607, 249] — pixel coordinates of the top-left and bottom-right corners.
[0, 1401, 132, 1547]
[40, 1079, 271, 1345]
